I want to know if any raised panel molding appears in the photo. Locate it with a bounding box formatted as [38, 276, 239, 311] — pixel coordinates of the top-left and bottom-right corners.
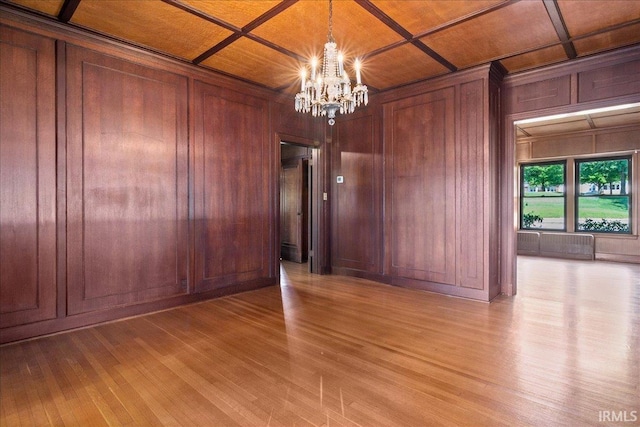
[194, 81, 272, 292]
[384, 87, 456, 285]
[505, 76, 571, 114]
[65, 45, 189, 315]
[332, 114, 380, 272]
[1, 17, 282, 343]
[0, 26, 57, 328]
[457, 80, 485, 290]
[578, 59, 640, 103]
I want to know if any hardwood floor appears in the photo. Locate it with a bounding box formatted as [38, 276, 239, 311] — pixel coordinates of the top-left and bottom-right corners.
[1, 257, 638, 426]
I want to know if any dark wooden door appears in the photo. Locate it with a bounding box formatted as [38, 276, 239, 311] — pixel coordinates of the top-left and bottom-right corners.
[280, 159, 308, 263]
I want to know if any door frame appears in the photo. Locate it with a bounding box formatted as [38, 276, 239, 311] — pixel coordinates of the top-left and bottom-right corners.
[276, 133, 323, 276]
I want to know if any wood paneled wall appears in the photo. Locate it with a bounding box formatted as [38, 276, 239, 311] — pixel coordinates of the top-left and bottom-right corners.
[65, 45, 190, 315]
[332, 66, 503, 301]
[0, 25, 56, 329]
[193, 81, 272, 291]
[3, 8, 640, 341]
[332, 113, 380, 273]
[384, 88, 457, 285]
[0, 16, 285, 343]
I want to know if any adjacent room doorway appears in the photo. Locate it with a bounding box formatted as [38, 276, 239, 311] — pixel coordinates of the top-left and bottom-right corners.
[280, 142, 318, 272]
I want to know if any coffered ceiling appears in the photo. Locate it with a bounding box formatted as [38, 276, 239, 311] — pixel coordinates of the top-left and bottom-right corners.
[4, 0, 640, 93]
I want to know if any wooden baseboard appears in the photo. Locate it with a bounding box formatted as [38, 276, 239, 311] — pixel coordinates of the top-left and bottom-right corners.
[331, 267, 389, 284]
[0, 277, 276, 345]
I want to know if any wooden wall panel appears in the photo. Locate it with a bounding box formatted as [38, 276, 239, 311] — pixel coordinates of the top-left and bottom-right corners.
[457, 80, 485, 290]
[332, 114, 379, 272]
[595, 128, 640, 152]
[505, 76, 571, 114]
[384, 88, 456, 285]
[66, 45, 189, 315]
[530, 134, 593, 158]
[0, 26, 56, 328]
[578, 59, 640, 103]
[516, 142, 531, 161]
[194, 82, 272, 291]
[518, 127, 640, 161]
[487, 75, 502, 300]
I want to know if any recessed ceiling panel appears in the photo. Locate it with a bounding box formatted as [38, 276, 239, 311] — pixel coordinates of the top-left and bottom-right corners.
[419, 1, 560, 69]
[371, 0, 505, 36]
[362, 43, 449, 90]
[181, 0, 282, 28]
[250, 0, 403, 60]
[71, 0, 234, 61]
[200, 37, 299, 89]
[500, 45, 568, 74]
[558, 0, 640, 37]
[7, 0, 64, 16]
[574, 24, 640, 57]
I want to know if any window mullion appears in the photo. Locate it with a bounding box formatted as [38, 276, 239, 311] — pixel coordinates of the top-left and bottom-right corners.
[567, 158, 575, 232]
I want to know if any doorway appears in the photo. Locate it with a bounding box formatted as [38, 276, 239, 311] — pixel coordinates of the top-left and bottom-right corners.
[280, 142, 317, 272]
[510, 102, 640, 294]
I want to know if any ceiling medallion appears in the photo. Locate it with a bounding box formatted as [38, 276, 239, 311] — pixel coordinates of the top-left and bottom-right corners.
[294, 0, 368, 126]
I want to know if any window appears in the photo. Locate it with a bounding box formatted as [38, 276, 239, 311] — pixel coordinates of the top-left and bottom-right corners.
[520, 161, 566, 230]
[576, 156, 631, 233]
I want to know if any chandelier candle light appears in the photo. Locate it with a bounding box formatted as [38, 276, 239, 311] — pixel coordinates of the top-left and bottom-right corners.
[294, 0, 368, 125]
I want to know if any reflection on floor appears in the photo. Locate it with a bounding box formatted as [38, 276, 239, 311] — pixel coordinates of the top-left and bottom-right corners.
[1, 257, 638, 426]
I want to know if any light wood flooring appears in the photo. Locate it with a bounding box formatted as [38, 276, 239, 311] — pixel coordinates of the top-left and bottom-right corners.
[1, 257, 639, 426]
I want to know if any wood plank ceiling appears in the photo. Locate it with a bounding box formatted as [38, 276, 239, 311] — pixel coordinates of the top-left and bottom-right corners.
[4, 0, 640, 93]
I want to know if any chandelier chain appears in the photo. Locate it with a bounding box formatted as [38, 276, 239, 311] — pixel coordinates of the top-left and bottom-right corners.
[328, 0, 333, 42]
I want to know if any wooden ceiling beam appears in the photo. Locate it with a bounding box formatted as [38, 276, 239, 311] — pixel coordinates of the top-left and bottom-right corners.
[517, 126, 531, 137]
[160, 0, 240, 32]
[413, 0, 520, 39]
[242, 0, 298, 33]
[193, 34, 243, 64]
[543, 0, 577, 59]
[58, 0, 81, 23]
[244, 34, 305, 62]
[354, 0, 456, 72]
[168, 0, 301, 66]
[411, 40, 457, 72]
[570, 18, 640, 42]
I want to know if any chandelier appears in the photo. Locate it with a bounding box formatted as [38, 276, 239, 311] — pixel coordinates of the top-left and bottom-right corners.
[294, 0, 368, 126]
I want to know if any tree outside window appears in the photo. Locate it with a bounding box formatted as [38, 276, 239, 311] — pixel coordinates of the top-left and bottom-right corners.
[576, 157, 631, 233]
[520, 161, 566, 230]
